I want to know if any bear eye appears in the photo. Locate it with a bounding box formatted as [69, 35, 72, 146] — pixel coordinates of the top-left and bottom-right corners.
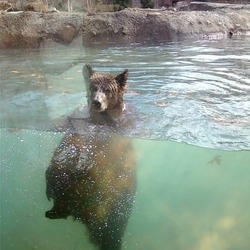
[104, 87, 111, 93]
[90, 85, 98, 92]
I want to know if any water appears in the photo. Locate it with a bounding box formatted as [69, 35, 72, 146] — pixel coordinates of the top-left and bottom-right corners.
[1, 37, 250, 250]
[1, 130, 249, 250]
[1, 37, 250, 150]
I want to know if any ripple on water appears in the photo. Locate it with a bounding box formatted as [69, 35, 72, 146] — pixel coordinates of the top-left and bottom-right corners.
[1, 38, 250, 150]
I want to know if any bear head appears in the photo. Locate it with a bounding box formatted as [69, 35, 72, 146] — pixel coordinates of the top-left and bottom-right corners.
[83, 65, 128, 124]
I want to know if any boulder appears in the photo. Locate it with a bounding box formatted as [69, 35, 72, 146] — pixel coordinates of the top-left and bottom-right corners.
[0, 11, 83, 48]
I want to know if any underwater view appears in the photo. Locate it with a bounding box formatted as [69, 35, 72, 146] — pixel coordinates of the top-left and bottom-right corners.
[1, 37, 250, 250]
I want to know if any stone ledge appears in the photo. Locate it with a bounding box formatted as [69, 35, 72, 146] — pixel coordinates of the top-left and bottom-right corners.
[1, 6, 250, 49]
[189, 2, 250, 11]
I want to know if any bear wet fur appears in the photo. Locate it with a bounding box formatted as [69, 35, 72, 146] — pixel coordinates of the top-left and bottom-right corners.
[45, 65, 137, 250]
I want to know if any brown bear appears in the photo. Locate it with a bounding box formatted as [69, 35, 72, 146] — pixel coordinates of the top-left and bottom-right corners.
[45, 65, 137, 250]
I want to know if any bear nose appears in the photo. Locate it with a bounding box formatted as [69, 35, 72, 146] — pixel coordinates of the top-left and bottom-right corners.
[92, 100, 101, 108]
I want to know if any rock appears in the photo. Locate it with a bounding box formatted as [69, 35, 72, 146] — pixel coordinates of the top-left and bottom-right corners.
[0, 12, 83, 48]
[82, 8, 250, 45]
[174, 1, 189, 11]
[1, 6, 250, 49]
[189, 2, 247, 11]
[0, 1, 13, 11]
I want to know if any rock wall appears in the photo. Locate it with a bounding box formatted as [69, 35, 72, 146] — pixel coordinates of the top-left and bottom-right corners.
[1, 2, 250, 48]
[192, 0, 248, 3]
[5, 0, 249, 12]
[0, 12, 83, 48]
[82, 7, 250, 44]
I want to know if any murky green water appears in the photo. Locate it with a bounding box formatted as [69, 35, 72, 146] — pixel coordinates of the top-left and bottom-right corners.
[1, 130, 249, 250]
[1, 37, 250, 250]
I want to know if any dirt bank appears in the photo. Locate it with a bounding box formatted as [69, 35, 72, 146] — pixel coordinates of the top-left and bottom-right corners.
[1, 2, 250, 49]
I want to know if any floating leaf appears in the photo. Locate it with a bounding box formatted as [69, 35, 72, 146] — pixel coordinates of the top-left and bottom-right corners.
[127, 91, 140, 96]
[62, 90, 72, 94]
[153, 102, 168, 108]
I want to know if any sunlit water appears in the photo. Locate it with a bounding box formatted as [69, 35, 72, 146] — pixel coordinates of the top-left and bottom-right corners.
[1, 37, 250, 250]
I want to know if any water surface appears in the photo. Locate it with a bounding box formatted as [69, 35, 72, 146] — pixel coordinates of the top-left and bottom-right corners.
[1, 38, 250, 250]
[1, 37, 250, 150]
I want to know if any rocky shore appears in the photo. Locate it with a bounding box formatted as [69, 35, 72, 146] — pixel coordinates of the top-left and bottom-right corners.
[1, 2, 250, 49]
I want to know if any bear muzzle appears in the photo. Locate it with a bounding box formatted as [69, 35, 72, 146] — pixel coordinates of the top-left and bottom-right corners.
[92, 99, 102, 109]
[91, 91, 108, 112]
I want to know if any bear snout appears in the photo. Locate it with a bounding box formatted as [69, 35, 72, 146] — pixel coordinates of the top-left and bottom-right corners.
[91, 91, 108, 111]
[92, 99, 101, 109]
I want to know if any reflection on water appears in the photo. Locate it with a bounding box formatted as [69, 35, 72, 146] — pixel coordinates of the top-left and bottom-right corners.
[1, 38, 250, 250]
[1, 130, 250, 250]
[1, 37, 250, 150]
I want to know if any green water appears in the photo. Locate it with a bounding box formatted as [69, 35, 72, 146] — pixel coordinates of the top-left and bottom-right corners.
[1, 38, 250, 249]
[1, 129, 249, 250]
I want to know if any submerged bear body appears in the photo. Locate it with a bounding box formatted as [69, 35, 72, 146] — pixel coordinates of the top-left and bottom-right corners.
[45, 65, 136, 250]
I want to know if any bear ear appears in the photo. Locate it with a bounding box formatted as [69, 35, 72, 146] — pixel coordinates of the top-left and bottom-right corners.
[115, 69, 128, 87]
[82, 64, 94, 80]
